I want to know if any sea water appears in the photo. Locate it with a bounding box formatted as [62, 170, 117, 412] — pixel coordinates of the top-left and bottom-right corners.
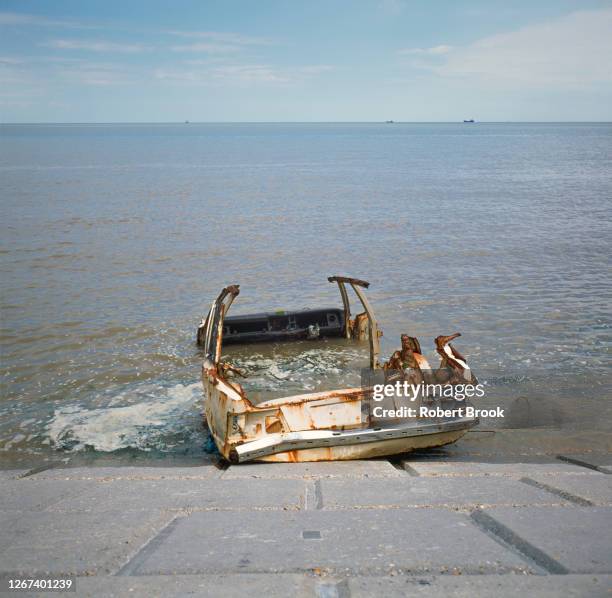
[1, 122, 610, 465]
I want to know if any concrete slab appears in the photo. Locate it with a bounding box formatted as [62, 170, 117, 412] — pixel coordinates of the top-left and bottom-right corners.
[0, 509, 174, 575]
[23, 574, 612, 598]
[223, 459, 402, 479]
[559, 454, 612, 474]
[0, 469, 28, 480]
[28, 465, 220, 481]
[527, 474, 612, 506]
[403, 460, 595, 478]
[129, 509, 532, 575]
[67, 574, 314, 598]
[480, 506, 612, 574]
[349, 574, 612, 597]
[0, 479, 93, 512]
[430, 429, 612, 456]
[48, 478, 305, 512]
[319, 477, 572, 509]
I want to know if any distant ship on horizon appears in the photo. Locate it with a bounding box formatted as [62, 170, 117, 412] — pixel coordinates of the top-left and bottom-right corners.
[463, 119, 475, 123]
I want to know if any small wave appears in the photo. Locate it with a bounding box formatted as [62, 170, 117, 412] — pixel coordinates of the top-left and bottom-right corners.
[46, 382, 203, 453]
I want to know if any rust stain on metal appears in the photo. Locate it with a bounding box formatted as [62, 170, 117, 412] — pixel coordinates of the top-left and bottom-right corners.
[265, 417, 283, 434]
[199, 276, 479, 463]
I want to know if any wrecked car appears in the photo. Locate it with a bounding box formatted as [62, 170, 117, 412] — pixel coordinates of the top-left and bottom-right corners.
[198, 276, 478, 463]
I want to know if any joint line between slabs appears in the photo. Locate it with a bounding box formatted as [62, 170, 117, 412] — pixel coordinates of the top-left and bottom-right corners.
[115, 515, 182, 576]
[470, 509, 569, 575]
[519, 476, 594, 506]
[557, 455, 610, 475]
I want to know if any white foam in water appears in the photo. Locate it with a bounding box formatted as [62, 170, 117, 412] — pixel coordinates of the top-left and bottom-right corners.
[47, 382, 202, 452]
[232, 347, 365, 393]
[43, 347, 366, 453]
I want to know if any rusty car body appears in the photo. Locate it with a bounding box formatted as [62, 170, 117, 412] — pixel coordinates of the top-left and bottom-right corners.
[199, 276, 478, 463]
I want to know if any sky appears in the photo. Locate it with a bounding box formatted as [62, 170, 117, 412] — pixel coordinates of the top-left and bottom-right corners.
[1, 0, 611, 122]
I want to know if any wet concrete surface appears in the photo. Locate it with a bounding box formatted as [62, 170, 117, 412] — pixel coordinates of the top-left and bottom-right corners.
[1, 441, 611, 596]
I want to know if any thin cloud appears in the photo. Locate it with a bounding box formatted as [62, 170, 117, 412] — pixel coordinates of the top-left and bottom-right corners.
[0, 11, 94, 28]
[214, 64, 290, 83]
[44, 39, 151, 53]
[295, 65, 334, 75]
[169, 31, 274, 53]
[2, 55, 91, 65]
[0, 56, 25, 65]
[52, 61, 135, 86]
[410, 8, 612, 87]
[399, 45, 452, 56]
[59, 66, 131, 86]
[0, 54, 135, 88]
[170, 43, 242, 53]
[183, 57, 235, 66]
[155, 63, 333, 85]
[168, 30, 273, 46]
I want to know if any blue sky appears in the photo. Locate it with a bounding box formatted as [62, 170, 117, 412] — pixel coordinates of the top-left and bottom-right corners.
[1, 0, 611, 122]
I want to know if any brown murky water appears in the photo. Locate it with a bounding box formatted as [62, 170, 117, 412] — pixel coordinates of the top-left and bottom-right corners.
[1, 123, 610, 467]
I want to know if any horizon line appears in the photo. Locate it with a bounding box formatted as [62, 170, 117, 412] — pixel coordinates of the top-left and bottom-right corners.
[2, 120, 612, 125]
